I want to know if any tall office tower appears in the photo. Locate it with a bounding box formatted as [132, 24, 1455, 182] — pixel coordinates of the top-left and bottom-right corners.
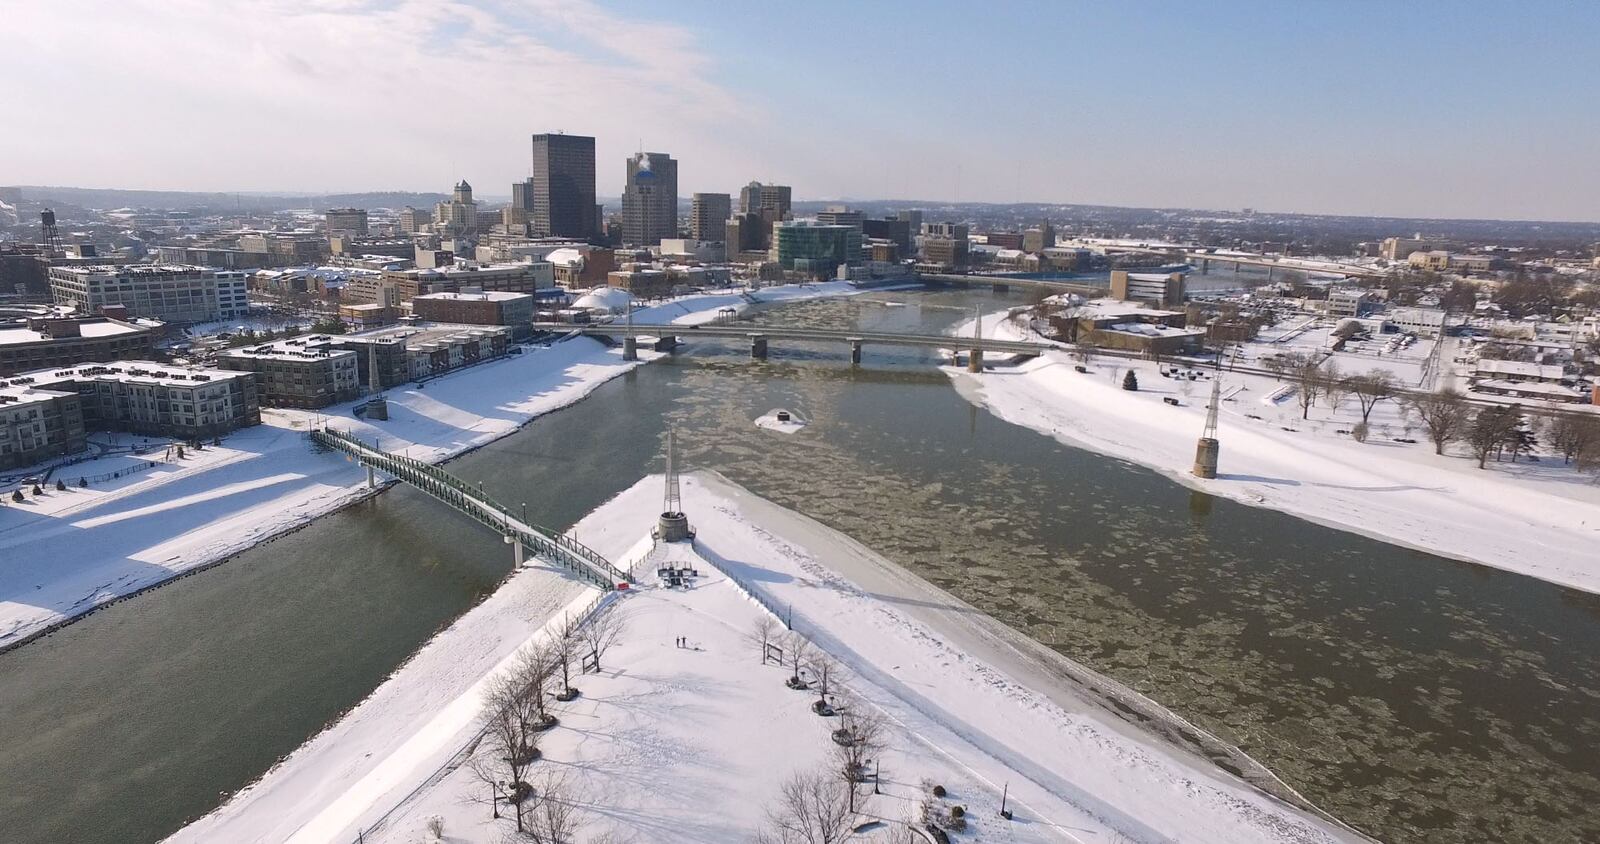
[690, 193, 731, 241]
[530, 133, 598, 238]
[622, 152, 678, 247]
[739, 182, 792, 219]
[511, 178, 534, 213]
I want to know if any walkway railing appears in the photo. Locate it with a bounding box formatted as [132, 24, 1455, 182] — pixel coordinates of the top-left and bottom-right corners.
[311, 427, 626, 590]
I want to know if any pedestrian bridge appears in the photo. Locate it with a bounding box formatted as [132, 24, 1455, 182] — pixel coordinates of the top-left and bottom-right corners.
[310, 427, 628, 590]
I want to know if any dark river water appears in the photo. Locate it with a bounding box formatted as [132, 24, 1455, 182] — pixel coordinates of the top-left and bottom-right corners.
[1, 287, 1596, 844]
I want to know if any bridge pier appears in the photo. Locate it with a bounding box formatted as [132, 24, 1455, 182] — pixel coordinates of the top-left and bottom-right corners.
[623, 335, 638, 361]
[967, 349, 984, 373]
[654, 336, 678, 352]
[1200, 258, 1210, 275]
[750, 334, 768, 360]
[507, 534, 525, 566]
[366, 465, 376, 489]
[849, 339, 863, 365]
[1266, 266, 1274, 282]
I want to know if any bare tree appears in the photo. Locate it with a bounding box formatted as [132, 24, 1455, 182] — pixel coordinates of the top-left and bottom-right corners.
[756, 768, 855, 844]
[472, 676, 544, 834]
[1404, 388, 1469, 455]
[810, 653, 837, 710]
[516, 640, 559, 727]
[1544, 412, 1600, 467]
[1286, 352, 1331, 419]
[785, 632, 812, 689]
[551, 614, 580, 699]
[1342, 370, 1399, 426]
[748, 615, 780, 664]
[581, 604, 627, 673]
[831, 701, 888, 813]
[523, 770, 584, 844]
[1462, 404, 1523, 469]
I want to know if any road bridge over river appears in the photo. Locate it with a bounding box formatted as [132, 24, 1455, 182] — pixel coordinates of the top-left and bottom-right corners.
[533, 321, 1056, 371]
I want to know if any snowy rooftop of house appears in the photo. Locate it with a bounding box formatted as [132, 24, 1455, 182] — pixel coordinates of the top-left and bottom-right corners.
[1474, 359, 1563, 380]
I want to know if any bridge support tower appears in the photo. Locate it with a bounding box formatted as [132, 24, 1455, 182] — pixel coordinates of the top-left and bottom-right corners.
[750, 334, 768, 360]
[967, 349, 985, 372]
[850, 339, 863, 365]
[623, 336, 638, 361]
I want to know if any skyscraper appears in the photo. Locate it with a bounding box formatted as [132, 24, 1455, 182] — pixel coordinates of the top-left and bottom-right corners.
[690, 193, 731, 241]
[530, 133, 598, 239]
[623, 152, 678, 247]
[739, 182, 792, 219]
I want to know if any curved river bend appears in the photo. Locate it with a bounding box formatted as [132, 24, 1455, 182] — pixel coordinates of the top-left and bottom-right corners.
[1, 288, 1596, 843]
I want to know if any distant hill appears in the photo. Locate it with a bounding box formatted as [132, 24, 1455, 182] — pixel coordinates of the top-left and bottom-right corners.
[1, 186, 449, 212]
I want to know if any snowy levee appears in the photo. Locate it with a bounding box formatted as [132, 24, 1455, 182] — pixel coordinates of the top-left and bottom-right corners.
[169, 472, 1365, 844]
[947, 308, 1600, 595]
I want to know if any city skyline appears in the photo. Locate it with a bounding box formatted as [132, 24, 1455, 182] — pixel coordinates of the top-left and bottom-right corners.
[3, 1, 1598, 222]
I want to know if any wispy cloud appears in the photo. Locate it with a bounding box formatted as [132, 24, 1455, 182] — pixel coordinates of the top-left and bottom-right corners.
[0, 0, 763, 193]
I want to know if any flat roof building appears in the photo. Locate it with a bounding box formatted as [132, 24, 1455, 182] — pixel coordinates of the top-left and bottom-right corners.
[690, 193, 731, 243]
[219, 337, 361, 409]
[1110, 270, 1186, 309]
[530, 133, 599, 239]
[771, 221, 862, 278]
[47, 265, 249, 323]
[412, 290, 535, 328]
[0, 315, 158, 376]
[3, 360, 259, 452]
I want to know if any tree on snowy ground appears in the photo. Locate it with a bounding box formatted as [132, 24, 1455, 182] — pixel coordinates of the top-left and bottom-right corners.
[831, 701, 887, 813]
[748, 615, 780, 664]
[472, 677, 544, 835]
[1342, 370, 1399, 426]
[581, 605, 627, 672]
[521, 770, 584, 844]
[809, 654, 837, 710]
[785, 633, 812, 688]
[1542, 412, 1600, 467]
[1461, 404, 1523, 469]
[551, 614, 580, 699]
[755, 768, 855, 844]
[515, 641, 559, 728]
[1283, 352, 1330, 419]
[1404, 388, 1469, 455]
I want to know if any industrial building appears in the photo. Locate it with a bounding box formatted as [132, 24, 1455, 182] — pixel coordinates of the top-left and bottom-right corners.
[47, 265, 249, 323]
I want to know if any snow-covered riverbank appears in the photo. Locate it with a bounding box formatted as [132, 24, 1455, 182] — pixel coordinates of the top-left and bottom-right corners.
[0, 282, 888, 651]
[171, 473, 1363, 844]
[949, 309, 1600, 595]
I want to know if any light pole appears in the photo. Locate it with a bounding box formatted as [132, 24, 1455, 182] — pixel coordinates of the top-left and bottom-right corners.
[491, 781, 501, 819]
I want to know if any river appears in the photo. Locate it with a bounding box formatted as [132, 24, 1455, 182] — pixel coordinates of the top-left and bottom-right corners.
[1, 287, 1596, 843]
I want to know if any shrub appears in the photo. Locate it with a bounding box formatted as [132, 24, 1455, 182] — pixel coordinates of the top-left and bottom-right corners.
[11, 489, 22, 503]
[55, 479, 67, 491]
[1351, 422, 1369, 443]
[932, 784, 946, 798]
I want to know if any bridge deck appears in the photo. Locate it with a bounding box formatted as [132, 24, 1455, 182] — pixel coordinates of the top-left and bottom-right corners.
[311, 428, 627, 589]
[534, 322, 1054, 354]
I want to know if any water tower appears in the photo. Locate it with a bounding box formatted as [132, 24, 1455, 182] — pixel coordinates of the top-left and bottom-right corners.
[40, 209, 60, 252]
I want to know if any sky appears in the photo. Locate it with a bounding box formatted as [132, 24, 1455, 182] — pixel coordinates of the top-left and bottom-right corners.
[2, 0, 1598, 221]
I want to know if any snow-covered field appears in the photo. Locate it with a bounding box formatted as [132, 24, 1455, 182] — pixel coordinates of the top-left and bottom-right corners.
[172, 474, 1361, 844]
[950, 309, 1600, 595]
[0, 282, 892, 650]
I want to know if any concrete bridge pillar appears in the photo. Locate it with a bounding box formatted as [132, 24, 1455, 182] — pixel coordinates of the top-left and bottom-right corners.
[507, 534, 525, 567]
[850, 339, 863, 365]
[1266, 266, 1275, 282]
[654, 336, 678, 352]
[622, 335, 638, 361]
[967, 349, 985, 373]
[750, 335, 768, 360]
[366, 465, 376, 489]
[1201, 258, 1211, 275]
[949, 350, 961, 367]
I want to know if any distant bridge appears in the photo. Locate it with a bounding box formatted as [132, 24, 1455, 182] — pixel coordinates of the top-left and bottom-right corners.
[1076, 244, 1391, 280]
[534, 321, 1055, 369]
[311, 427, 628, 590]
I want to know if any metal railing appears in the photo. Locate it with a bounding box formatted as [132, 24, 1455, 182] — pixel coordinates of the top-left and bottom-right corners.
[311, 427, 626, 589]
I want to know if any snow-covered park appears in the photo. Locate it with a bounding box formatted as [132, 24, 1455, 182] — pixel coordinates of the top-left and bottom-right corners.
[948, 308, 1600, 594]
[169, 473, 1361, 844]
